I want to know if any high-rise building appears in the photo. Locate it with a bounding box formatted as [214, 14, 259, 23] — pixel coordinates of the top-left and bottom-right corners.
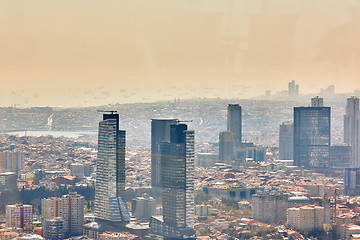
[294, 98, 331, 167]
[279, 122, 294, 160]
[0, 151, 24, 173]
[43, 218, 65, 240]
[311, 96, 324, 107]
[94, 112, 130, 224]
[227, 104, 242, 147]
[219, 131, 234, 164]
[154, 123, 195, 239]
[344, 168, 360, 196]
[41, 192, 85, 236]
[41, 197, 62, 220]
[252, 191, 289, 224]
[288, 80, 299, 98]
[131, 194, 156, 220]
[151, 119, 178, 188]
[5, 204, 33, 232]
[344, 97, 360, 167]
[0, 172, 17, 193]
[287, 205, 324, 232]
[330, 145, 352, 168]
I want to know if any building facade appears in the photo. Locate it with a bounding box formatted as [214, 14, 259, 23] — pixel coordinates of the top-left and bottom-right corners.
[252, 191, 289, 224]
[95, 113, 130, 223]
[294, 98, 331, 167]
[154, 123, 195, 239]
[0, 172, 17, 193]
[279, 122, 294, 160]
[41, 193, 85, 236]
[227, 104, 242, 147]
[5, 204, 33, 232]
[151, 119, 178, 188]
[287, 205, 324, 232]
[219, 131, 234, 165]
[0, 151, 24, 173]
[344, 97, 360, 167]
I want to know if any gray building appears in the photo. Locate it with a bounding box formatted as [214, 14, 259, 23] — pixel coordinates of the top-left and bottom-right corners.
[219, 131, 234, 165]
[344, 97, 360, 167]
[43, 218, 65, 240]
[279, 122, 293, 160]
[0, 172, 17, 193]
[153, 123, 195, 239]
[294, 98, 331, 168]
[151, 119, 178, 188]
[94, 112, 130, 224]
[330, 145, 352, 168]
[227, 104, 242, 147]
[252, 191, 289, 224]
[131, 194, 156, 220]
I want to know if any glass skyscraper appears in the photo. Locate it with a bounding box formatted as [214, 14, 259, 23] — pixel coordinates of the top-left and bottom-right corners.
[151, 119, 178, 188]
[344, 97, 360, 167]
[293, 99, 331, 168]
[160, 123, 195, 239]
[227, 104, 242, 147]
[94, 113, 130, 223]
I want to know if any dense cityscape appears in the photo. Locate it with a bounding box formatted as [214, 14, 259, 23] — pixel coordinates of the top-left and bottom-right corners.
[0, 82, 359, 240]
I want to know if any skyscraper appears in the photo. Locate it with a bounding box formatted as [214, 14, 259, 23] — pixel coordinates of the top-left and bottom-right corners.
[151, 119, 178, 188]
[279, 122, 293, 160]
[288, 80, 299, 98]
[159, 123, 195, 239]
[94, 112, 130, 224]
[294, 98, 331, 167]
[219, 131, 234, 164]
[227, 104, 242, 147]
[344, 97, 360, 167]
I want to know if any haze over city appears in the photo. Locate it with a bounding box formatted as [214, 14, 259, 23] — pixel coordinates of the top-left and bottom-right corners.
[1, 0, 360, 107]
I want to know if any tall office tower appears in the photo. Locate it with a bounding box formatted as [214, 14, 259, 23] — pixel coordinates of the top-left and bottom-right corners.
[0, 151, 24, 173]
[151, 119, 178, 188]
[95, 112, 130, 224]
[219, 131, 234, 164]
[279, 122, 294, 160]
[344, 97, 360, 167]
[160, 124, 195, 239]
[42, 193, 85, 236]
[288, 80, 299, 97]
[294, 98, 331, 168]
[227, 104, 242, 147]
[311, 96, 324, 107]
[5, 204, 33, 232]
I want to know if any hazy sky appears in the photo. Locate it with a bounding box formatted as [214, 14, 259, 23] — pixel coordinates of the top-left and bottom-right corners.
[1, 0, 360, 107]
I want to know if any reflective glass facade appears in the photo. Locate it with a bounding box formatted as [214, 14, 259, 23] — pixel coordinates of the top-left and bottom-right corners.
[294, 107, 331, 167]
[94, 113, 130, 223]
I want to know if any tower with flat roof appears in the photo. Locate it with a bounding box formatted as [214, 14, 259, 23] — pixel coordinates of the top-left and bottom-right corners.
[94, 112, 130, 224]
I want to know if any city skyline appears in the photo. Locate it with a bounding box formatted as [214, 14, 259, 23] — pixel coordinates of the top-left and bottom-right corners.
[1, 1, 360, 107]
